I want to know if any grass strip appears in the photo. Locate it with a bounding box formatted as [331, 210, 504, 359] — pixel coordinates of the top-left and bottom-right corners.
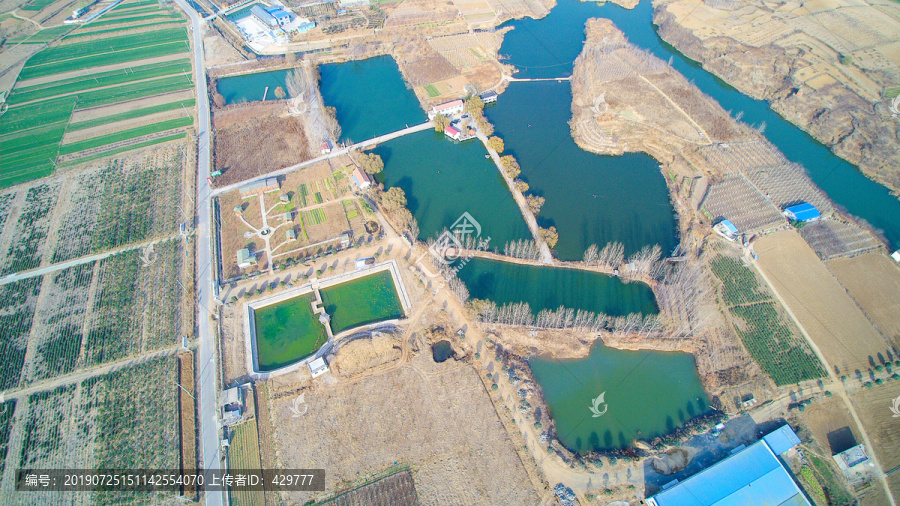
[59, 132, 186, 167]
[18, 41, 190, 81]
[62, 20, 182, 39]
[58, 116, 193, 155]
[68, 99, 196, 132]
[25, 27, 187, 66]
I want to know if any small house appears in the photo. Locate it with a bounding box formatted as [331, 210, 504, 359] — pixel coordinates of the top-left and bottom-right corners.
[282, 211, 293, 221]
[480, 91, 498, 104]
[351, 167, 374, 189]
[280, 194, 290, 203]
[237, 248, 257, 269]
[444, 125, 462, 141]
[221, 386, 244, 426]
[309, 357, 329, 378]
[784, 202, 821, 222]
[713, 219, 738, 242]
[233, 205, 244, 215]
[239, 177, 280, 198]
[339, 233, 351, 248]
[320, 140, 332, 154]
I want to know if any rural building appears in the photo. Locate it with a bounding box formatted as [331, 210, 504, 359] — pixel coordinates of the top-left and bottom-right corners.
[239, 177, 280, 197]
[647, 425, 809, 506]
[251, 4, 279, 28]
[480, 91, 498, 104]
[713, 219, 738, 242]
[893, 250, 900, 263]
[833, 444, 870, 482]
[286, 229, 297, 241]
[784, 202, 821, 222]
[340, 0, 369, 7]
[339, 233, 351, 248]
[282, 211, 293, 221]
[351, 167, 374, 189]
[321, 140, 332, 154]
[355, 256, 376, 270]
[266, 5, 293, 25]
[221, 385, 245, 426]
[309, 357, 329, 378]
[237, 248, 257, 269]
[280, 194, 290, 203]
[428, 99, 464, 119]
[444, 125, 462, 141]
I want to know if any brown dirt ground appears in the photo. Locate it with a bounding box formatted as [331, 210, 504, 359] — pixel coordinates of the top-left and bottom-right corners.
[177, 351, 198, 500]
[849, 381, 900, 492]
[218, 191, 269, 279]
[212, 109, 312, 188]
[800, 395, 860, 456]
[827, 252, 900, 348]
[268, 351, 541, 505]
[203, 32, 245, 67]
[754, 230, 892, 376]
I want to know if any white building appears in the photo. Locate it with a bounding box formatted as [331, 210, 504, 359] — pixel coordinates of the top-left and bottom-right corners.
[428, 99, 464, 119]
[308, 357, 329, 378]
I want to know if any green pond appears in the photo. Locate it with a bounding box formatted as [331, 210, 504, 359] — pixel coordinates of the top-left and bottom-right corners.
[319, 55, 427, 143]
[320, 270, 405, 334]
[372, 130, 531, 249]
[216, 68, 290, 105]
[457, 257, 657, 316]
[529, 341, 710, 453]
[253, 293, 327, 371]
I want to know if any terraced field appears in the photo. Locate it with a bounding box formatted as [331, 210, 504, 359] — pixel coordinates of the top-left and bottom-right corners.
[1, 0, 195, 188]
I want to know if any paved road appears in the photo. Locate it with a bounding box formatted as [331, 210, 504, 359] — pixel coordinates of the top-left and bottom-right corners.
[0, 235, 178, 286]
[210, 121, 433, 196]
[171, 2, 224, 505]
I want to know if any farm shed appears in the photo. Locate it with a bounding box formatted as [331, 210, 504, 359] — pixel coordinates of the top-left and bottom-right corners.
[240, 177, 280, 197]
[784, 202, 821, 222]
[237, 248, 257, 268]
[647, 425, 809, 506]
[308, 357, 329, 378]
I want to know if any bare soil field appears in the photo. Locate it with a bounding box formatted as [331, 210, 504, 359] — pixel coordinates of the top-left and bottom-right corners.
[69, 88, 195, 122]
[212, 105, 312, 188]
[204, 32, 244, 67]
[268, 352, 540, 505]
[62, 108, 189, 144]
[801, 395, 860, 456]
[654, 0, 900, 192]
[849, 381, 900, 487]
[177, 351, 198, 500]
[754, 230, 892, 376]
[827, 252, 900, 347]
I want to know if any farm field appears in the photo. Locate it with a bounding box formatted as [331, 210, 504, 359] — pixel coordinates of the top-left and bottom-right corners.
[754, 230, 892, 376]
[0, 356, 183, 504]
[228, 420, 264, 506]
[0, 239, 191, 388]
[0, 0, 195, 188]
[0, 146, 189, 272]
[709, 254, 825, 386]
[826, 252, 900, 347]
[270, 351, 539, 504]
[849, 381, 900, 499]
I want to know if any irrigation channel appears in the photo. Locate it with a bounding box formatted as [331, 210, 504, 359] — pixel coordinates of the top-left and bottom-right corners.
[215, 0, 900, 452]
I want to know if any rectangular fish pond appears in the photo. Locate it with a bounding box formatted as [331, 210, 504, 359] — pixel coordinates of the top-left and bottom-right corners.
[320, 270, 405, 335]
[252, 270, 406, 372]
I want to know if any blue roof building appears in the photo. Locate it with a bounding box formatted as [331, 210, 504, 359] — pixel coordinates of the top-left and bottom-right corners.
[784, 202, 821, 222]
[647, 425, 811, 506]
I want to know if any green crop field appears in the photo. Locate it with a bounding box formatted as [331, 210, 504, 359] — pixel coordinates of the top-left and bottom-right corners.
[0, 4, 190, 188]
[112, 0, 162, 9]
[59, 133, 187, 167]
[59, 116, 193, 156]
[63, 20, 182, 39]
[87, 12, 183, 27]
[5, 25, 75, 44]
[304, 208, 327, 225]
[68, 98, 196, 131]
[710, 254, 825, 385]
[20, 0, 55, 10]
[7, 60, 192, 105]
[424, 84, 440, 97]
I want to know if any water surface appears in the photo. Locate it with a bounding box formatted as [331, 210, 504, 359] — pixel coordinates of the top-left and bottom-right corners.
[254, 293, 327, 371]
[216, 69, 290, 105]
[321, 270, 404, 334]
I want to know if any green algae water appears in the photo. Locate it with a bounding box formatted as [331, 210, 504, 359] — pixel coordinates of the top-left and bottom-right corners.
[320, 270, 404, 334]
[530, 341, 710, 453]
[485, 82, 678, 261]
[319, 55, 427, 143]
[216, 69, 290, 105]
[373, 130, 531, 248]
[456, 257, 657, 316]
[254, 293, 327, 371]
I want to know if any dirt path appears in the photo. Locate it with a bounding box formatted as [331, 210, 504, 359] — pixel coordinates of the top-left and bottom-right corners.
[37, 176, 73, 270]
[639, 74, 710, 143]
[9, 11, 44, 29]
[753, 258, 897, 506]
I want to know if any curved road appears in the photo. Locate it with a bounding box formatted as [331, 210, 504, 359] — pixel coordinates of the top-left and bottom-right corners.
[171, 2, 224, 505]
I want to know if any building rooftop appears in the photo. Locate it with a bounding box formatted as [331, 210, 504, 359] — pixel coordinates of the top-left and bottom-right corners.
[648, 425, 809, 506]
[763, 424, 801, 455]
[445, 125, 461, 135]
[784, 202, 821, 222]
[434, 99, 464, 112]
[240, 176, 279, 195]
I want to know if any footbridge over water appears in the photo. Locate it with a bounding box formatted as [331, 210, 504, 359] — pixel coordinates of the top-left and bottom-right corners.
[504, 76, 572, 82]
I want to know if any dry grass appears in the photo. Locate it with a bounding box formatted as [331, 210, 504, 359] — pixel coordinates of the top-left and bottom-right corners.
[754, 230, 892, 376]
[269, 352, 540, 505]
[827, 252, 900, 347]
[849, 381, 900, 479]
[177, 351, 198, 500]
[213, 107, 312, 188]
